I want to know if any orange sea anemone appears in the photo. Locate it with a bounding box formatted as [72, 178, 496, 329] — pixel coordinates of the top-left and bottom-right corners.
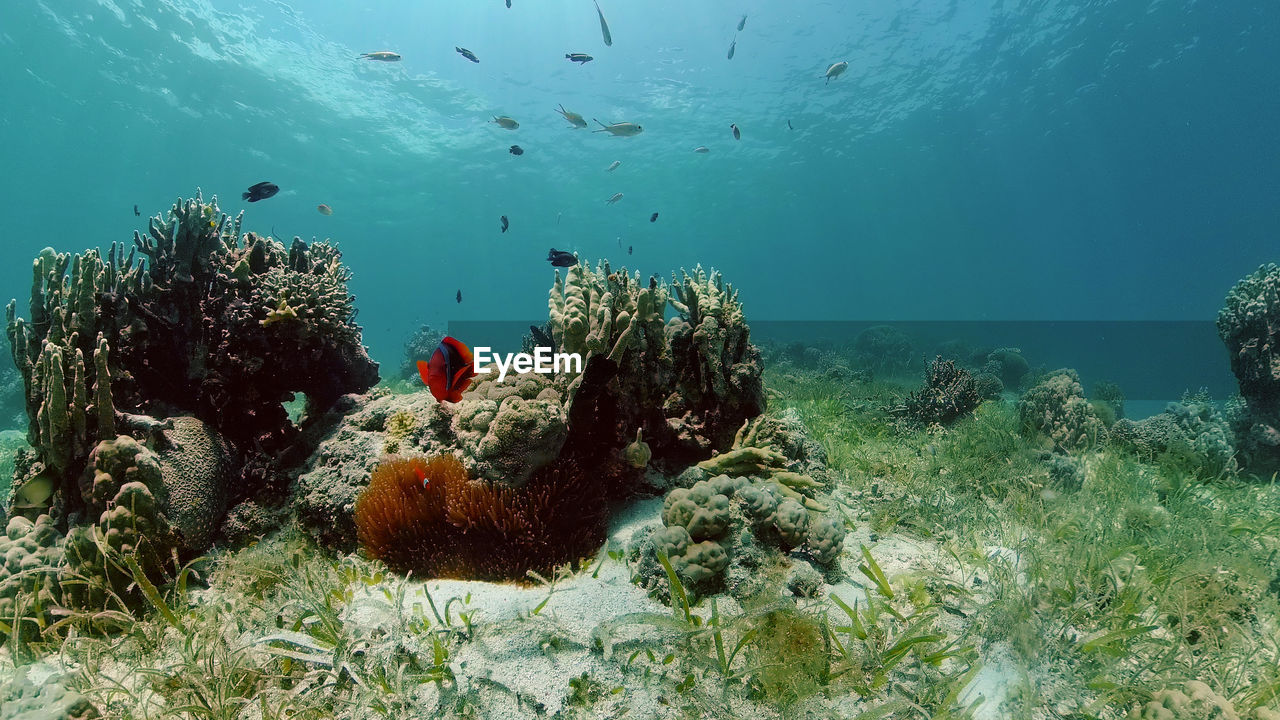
[353, 453, 616, 581]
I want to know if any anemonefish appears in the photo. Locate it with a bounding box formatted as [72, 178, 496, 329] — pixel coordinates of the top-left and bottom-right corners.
[417, 337, 476, 403]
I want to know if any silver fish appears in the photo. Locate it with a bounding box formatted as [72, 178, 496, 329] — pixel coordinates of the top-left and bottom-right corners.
[738, 14, 747, 31]
[727, 35, 736, 60]
[594, 0, 613, 47]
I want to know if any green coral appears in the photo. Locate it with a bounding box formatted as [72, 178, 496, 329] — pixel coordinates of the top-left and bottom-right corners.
[662, 480, 731, 540]
[0, 515, 64, 629]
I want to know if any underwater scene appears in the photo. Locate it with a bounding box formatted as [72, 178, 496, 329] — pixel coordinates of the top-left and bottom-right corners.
[0, 0, 1278, 718]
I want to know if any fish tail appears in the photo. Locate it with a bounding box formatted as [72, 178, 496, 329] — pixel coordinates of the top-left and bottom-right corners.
[241, 192, 250, 200]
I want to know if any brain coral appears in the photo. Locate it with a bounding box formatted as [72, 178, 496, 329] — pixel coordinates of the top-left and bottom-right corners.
[451, 374, 569, 488]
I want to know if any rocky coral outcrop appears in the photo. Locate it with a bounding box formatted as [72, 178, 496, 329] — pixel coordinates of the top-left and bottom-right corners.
[1018, 369, 1107, 451]
[1217, 263, 1280, 472]
[1111, 392, 1236, 476]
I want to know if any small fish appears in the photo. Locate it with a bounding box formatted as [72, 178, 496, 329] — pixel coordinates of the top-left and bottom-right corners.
[593, 119, 643, 136]
[731, 123, 741, 140]
[492, 115, 519, 129]
[593, 0, 613, 47]
[606, 160, 621, 172]
[565, 53, 594, 65]
[555, 104, 589, 128]
[787, 119, 793, 130]
[456, 47, 479, 63]
[738, 14, 747, 31]
[418, 337, 476, 403]
[823, 61, 849, 84]
[317, 203, 333, 215]
[509, 145, 524, 155]
[501, 215, 509, 232]
[727, 36, 736, 60]
[650, 212, 658, 223]
[133, 204, 140, 217]
[242, 181, 279, 202]
[693, 146, 710, 153]
[358, 51, 401, 62]
[457, 289, 462, 303]
[607, 192, 623, 204]
[506, 0, 511, 6]
[628, 245, 633, 255]
[547, 248, 578, 267]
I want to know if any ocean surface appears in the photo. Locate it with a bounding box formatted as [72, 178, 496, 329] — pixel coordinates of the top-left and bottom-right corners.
[1, 0, 1276, 397]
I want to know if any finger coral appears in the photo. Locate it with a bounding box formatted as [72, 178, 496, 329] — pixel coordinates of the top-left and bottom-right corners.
[354, 454, 612, 581]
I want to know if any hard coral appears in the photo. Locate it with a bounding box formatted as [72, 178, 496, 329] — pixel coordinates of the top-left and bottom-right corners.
[1218, 264, 1280, 472]
[354, 454, 613, 581]
[1018, 369, 1107, 452]
[5, 193, 378, 555]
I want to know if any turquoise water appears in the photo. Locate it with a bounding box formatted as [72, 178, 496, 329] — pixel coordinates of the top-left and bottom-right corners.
[1, 0, 1276, 370]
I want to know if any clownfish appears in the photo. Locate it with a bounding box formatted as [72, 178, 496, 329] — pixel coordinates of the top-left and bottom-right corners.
[417, 336, 476, 403]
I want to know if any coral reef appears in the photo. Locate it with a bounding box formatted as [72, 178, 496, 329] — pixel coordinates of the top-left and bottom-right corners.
[890, 356, 981, 425]
[1092, 380, 1126, 420]
[0, 193, 379, 618]
[354, 454, 615, 581]
[983, 347, 1030, 389]
[399, 324, 445, 382]
[852, 325, 914, 374]
[1217, 264, 1280, 472]
[0, 515, 64, 627]
[546, 262, 764, 465]
[1110, 391, 1236, 476]
[1017, 369, 1107, 451]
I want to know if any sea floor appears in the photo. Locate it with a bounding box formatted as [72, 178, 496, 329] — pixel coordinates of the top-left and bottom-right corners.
[1, 365, 1278, 720]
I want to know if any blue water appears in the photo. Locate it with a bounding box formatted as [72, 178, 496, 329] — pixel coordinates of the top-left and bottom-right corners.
[1, 0, 1277, 373]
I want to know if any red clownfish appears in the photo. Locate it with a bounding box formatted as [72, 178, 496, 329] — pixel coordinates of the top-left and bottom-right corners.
[418, 336, 475, 403]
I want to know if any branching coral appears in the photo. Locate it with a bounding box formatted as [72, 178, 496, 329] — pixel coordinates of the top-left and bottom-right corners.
[354, 454, 615, 581]
[5, 192, 377, 545]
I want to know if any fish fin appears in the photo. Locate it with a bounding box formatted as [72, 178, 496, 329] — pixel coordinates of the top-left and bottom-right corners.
[241, 192, 250, 200]
[417, 360, 432, 387]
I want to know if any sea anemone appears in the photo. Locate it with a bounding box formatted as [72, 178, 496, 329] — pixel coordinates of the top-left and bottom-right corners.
[353, 453, 614, 581]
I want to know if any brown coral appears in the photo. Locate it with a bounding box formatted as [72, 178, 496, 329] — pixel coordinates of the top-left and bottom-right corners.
[354, 454, 614, 581]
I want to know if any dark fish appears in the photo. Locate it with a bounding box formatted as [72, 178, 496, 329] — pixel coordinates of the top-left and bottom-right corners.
[509, 145, 524, 156]
[500, 215, 509, 233]
[506, 0, 512, 7]
[650, 212, 658, 223]
[727, 36, 736, 60]
[358, 51, 401, 61]
[566, 53, 593, 64]
[133, 204, 140, 217]
[242, 181, 279, 202]
[738, 14, 747, 32]
[417, 337, 475, 403]
[456, 47, 479, 63]
[731, 123, 741, 140]
[787, 119, 793, 130]
[628, 245, 633, 255]
[457, 289, 463, 303]
[547, 248, 578, 267]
